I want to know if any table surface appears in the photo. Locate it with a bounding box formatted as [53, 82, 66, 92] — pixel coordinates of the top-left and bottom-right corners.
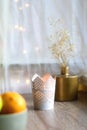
[23, 92, 87, 130]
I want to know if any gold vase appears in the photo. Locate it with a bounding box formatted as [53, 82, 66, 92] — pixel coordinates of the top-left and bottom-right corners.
[55, 66, 79, 101]
[78, 75, 87, 92]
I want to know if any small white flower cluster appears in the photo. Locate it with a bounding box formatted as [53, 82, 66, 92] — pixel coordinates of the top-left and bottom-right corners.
[48, 18, 74, 66]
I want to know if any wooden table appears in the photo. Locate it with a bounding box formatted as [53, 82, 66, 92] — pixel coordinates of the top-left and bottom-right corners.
[23, 92, 87, 130]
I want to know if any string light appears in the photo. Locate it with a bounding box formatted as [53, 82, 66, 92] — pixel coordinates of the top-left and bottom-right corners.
[23, 50, 27, 54]
[25, 79, 30, 85]
[19, 26, 25, 31]
[16, 79, 20, 84]
[18, 6, 23, 10]
[35, 46, 40, 52]
[25, 3, 30, 8]
[14, 25, 26, 32]
[15, 0, 19, 2]
[14, 25, 19, 29]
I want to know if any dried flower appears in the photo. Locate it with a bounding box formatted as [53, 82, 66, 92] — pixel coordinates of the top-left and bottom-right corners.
[48, 18, 74, 66]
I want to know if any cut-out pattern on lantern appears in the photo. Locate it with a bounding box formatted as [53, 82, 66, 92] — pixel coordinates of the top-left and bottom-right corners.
[32, 74, 55, 110]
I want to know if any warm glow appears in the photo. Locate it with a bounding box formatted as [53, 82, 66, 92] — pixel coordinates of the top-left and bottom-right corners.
[18, 6, 23, 10]
[23, 50, 27, 54]
[25, 3, 30, 7]
[42, 74, 51, 82]
[15, 0, 19, 2]
[35, 46, 40, 52]
[19, 26, 25, 32]
[25, 79, 30, 85]
[14, 25, 26, 32]
[14, 25, 19, 29]
[16, 79, 20, 84]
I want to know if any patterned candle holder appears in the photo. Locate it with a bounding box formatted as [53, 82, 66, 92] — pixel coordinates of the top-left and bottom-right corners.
[32, 74, 56, 110]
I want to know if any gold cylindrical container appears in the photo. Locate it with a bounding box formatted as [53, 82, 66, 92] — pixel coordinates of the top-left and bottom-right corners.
[78, 75, 87, 92]
[55, 66, 79, 101]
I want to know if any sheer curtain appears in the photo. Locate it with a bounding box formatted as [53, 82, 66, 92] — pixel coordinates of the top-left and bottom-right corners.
[0, 0, 87, 93]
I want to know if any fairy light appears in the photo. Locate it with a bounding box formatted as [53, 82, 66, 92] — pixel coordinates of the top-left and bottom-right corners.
[15, 0, 19, 2]
[14, 25, 26, 32]
[19, 26, 26, 32]
[23, 50, 27, 54]
[35, 46, 40, 52]
[25, 79, 30, 85]
[14, 25, 19, 29]
[19, 26, 23, 30]
[16, 79, 20, 84]
[25, 3, 30, 8]
[18, 6, 23, 10]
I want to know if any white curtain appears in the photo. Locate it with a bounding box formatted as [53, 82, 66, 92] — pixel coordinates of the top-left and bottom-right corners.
[0, 0, 87, 93]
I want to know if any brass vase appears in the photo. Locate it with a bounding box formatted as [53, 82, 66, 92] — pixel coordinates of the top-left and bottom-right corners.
[55, 66, 79, 101]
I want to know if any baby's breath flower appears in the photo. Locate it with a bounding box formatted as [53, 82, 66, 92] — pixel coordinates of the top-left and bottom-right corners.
[48, 18, 74, 66]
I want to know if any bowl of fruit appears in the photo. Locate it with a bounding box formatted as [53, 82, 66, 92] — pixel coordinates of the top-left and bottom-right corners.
[0, 92, 28, 130]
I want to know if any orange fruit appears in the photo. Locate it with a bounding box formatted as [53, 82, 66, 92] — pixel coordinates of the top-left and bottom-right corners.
[0, 95, 3, 111]
[0, 92, 27, 114]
